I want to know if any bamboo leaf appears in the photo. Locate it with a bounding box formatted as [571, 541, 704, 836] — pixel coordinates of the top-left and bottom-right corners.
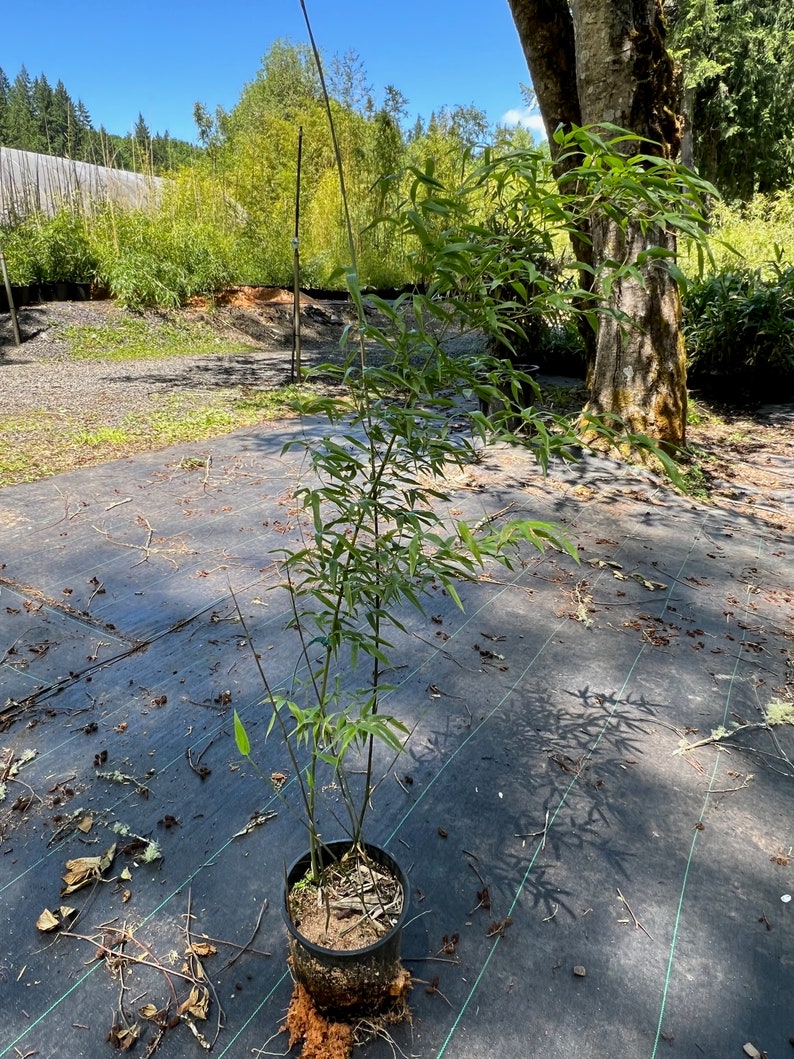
[233, 711, 251, 756]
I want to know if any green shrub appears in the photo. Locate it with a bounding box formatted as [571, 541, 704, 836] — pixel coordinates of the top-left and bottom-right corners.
[683, 261, 794, 394]
[87, 201, 236, 309]
[1, 210, 95, 284]
[1, 223, 38, 285]
[680, 191, 794, 277]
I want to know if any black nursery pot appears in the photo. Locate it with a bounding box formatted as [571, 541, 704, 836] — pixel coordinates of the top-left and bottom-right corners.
[282, 841, 410, 1016]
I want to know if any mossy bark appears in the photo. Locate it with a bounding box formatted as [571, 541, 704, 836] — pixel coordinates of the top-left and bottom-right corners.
[585, 217, 687, 448]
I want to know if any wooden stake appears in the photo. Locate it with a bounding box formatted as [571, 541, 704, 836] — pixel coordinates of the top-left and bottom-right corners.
[0, 246, 21, 347]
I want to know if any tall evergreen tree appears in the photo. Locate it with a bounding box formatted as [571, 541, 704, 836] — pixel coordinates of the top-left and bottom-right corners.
[74, 99, 93, 158]
[30, 74, 55, 152]
[132, 112, 153, 171]
[0, 67, 11, 142]
[5, 66, 36, 150]
[50, 79, 73, 155]
[669, 0, 794, 198]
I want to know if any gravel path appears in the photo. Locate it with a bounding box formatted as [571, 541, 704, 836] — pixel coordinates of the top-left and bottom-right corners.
[0, 297, 486, 422]
[1, 298, 791, 533]
[0, 301, 331, 422]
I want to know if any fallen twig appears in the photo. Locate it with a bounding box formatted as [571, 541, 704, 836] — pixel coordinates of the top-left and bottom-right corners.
[221, 898, 269, 970]
[183, 889, 224, 1048]
[674, 722, 764, 755]
[472, 502, 516, 533]
[90, 518, 179, 570]
[707, 775, 754, 795]
[515, 808, 551, 850]
[616, 888, 654, 941]
[201, 455, 212, 489]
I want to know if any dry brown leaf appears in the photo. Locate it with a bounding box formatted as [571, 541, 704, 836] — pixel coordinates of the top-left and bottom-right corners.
[76, 815, 93, 834]
[36, 905, 77, 932]
[107, 1022, 140, 1051]
[36, 909, 60, 932]
[178, 985, 210, 1020]
[138, 1004, 161, 1020]
[190, 941, 217, 958]
[61, 842, 116, 895]
[232, 809, 277, 837]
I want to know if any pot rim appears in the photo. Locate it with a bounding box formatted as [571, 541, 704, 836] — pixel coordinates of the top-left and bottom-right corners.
[282, 839, 410, 959]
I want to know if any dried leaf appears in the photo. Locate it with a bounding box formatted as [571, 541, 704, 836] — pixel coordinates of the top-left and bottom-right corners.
[138, 1004, 161, 1020]
[586, 558, 623, 570]
[99, 842, 117, 872]
[486, 915, 513, 938]
[107, 1022, 140, 1051]
[629, 571, 667, 591]
[61, 842, 116, 895]
[190, 941, 217, 958]
[76, 815, 93, 834]
[178, 985, 210, 1020]
[36, 909, 61, 932]
[233, 810, 277, 838]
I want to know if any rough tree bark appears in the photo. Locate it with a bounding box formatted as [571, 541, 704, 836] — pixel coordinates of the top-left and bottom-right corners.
[508, 0, 687, 448]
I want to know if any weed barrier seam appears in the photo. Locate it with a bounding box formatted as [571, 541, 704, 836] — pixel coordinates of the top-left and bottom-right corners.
[433, 509, 709, 1058]
[649, 540, 761, 1059]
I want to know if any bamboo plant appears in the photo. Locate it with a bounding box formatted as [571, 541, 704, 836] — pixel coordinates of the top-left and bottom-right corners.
[233, 128, 714, 885]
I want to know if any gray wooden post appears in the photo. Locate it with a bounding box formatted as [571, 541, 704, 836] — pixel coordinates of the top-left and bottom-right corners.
[0, 246, 22, 347]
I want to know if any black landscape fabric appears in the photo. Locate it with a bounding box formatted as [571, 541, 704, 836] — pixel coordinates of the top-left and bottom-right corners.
[0, 421, 792, 1059]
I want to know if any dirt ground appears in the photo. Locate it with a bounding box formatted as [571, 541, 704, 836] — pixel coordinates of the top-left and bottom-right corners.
[0, 289, 791, 532]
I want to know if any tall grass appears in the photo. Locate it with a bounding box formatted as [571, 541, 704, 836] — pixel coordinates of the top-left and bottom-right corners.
[680, 190, 794, 277]
[5, 145, 794, 317]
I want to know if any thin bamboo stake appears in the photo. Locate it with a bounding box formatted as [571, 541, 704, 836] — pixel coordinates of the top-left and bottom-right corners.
[291, 125, 304, 384]
[0, 246, 21, 347]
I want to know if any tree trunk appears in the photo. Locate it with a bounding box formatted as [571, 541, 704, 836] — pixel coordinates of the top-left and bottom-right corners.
[508, 0, 688, 447]
[507, 1, 596, 370]
[586, 217, 687, 443]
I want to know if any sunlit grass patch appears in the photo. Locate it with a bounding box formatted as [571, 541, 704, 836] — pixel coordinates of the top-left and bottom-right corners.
[60, 315, 255, 361]
[0, 386, 301, 487]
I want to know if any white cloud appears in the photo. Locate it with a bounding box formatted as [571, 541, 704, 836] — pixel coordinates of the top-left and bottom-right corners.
[500, 107, 546, 133]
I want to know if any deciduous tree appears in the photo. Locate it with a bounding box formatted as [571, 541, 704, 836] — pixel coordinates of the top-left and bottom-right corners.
[508, 0, 689, 447]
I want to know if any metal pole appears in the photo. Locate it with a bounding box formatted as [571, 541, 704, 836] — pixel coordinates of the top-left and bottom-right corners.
[0, 246, 22, 347]
[291, 126, 304, 384]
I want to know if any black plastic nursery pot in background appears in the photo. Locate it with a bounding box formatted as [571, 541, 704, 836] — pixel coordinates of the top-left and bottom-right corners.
[282, 841, 410, 1016]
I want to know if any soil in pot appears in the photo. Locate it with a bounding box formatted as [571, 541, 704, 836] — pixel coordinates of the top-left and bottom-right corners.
[285, 843, 411, 1018]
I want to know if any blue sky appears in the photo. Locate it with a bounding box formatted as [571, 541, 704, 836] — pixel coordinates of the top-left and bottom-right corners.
[1, 0, 542, 143]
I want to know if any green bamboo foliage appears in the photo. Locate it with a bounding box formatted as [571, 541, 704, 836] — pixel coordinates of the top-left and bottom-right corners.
[2, 42, 512, 298]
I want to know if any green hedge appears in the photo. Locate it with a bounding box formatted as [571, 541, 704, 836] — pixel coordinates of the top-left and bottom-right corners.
[683, 261, 794, 396]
